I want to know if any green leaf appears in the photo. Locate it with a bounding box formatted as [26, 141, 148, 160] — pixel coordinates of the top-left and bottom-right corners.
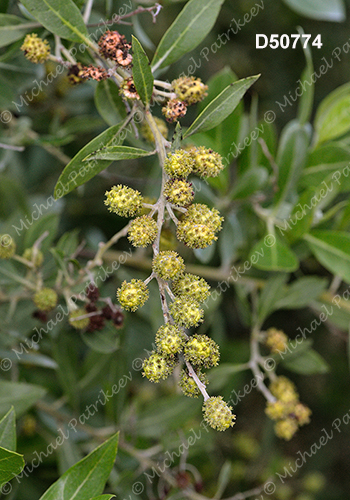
[279, 188, 317, 243]
[257, 274, 288, 325]
[0, 381, 46, 417]
[20, 0, 89, 43]
[315, 82, 350, 146]
[305, 230, 350, 284]
[274, 277, 328, 310]
[0, 14, 32, 48]
[297, 27, 314, 125]
[39, 432, 119, 500]
[152, 0, 225, 70]
[184, 76, 259, 138]
[54, 120, 129, 200]
[0, 446, 25, 487]
[24, 212, 59, 253]
[81, 323, 120, 354]
[94, 80, 126, 127]
[0, 407, 16, 452]
[282, 348, 329, 375]
[85, 146, 155, 162]
[274, 120, 310, 207]
[131, 36, 153, 107]
[214, 461, 232, 500]
[281, 0, 345, 21]
[90, 496, 116, 500]
[250, 235, 299, 273]
[231, 167, 268, 200]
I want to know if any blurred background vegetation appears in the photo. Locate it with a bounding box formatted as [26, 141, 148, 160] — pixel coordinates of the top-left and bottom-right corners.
[1, 1, 350, 499]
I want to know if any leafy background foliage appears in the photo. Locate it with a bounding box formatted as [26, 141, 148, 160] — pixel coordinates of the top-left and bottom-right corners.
[1, 0, 350, 499]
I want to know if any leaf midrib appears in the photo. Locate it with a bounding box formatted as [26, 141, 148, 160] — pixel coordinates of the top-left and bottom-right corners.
[305, 233, 350, 261]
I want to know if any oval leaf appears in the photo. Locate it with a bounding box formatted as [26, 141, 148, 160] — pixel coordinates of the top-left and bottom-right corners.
[95, 80, 126, 126]
[305, 230, 350, 284]
[315, 82, 350, 146]
[0, 381, 46, 417]
[132, 36, 153, 107]
[20, 0, 89, 43]
[39, 433, 119, 500]
[281, 0, 345, 21]
[0, 14, 32, 48]
[0, 407, 16, 452]
[152, 0, 225, 71]
[282, 348, 329, 375]
[274, 277, 327, 310]
[54, 120, 129, 200]
[85, 146, 155, 161]
[231, 166, 268, 200]
[184, 76, 259, 138]
[0, 447, 25, 487]
[249, 235, 299, 272]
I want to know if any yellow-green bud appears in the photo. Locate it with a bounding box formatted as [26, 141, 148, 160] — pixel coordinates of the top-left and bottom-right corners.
[0, 234, 16, 259]
[265, 400, 294, 421]
[164, 179, 194, 207]
[172, 273, 210, 303]
[270, 376, 298, 403]
[142, 351, 175, 382]
[183, 334, 219, 367]
[141, 117, 168, 143]
[302, 472, 326, 493]
[33, 288, 57, 312]
[190, 146, 224, 178]
[202, 396, 236, 431]
[69, 308, 90, 329]
[128, 215, 158, 247]
[294, 403, 311, 426]
[105, 185, 143, 217]
[185, 204, 223, 232]
[172, 76, 208, 105]
[274, 418, 298, 441]
[23, 247, 44, 267]
[21, 33, 50, 63]
[152, 251, 185, 280]
[265, 327, 288, 354]
[155, 324, 186, 356]
[179, 369, 209, 398]
[176, 220, 217, 249]
[117, 279, 149, 312]
[170, 299, 204, 328]
[164, 150, 194, 179]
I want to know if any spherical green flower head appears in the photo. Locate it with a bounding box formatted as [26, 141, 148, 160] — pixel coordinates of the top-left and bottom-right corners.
[21, 33, 50, 63]
[185, 204, 223, 232]
[23, 247, 44, 267]
[270, 376, 298, 403]
[104, 185, 143, 217]
[33, 288, 58, 312]
[265, 327, 288, 353]
[176, 221, 217, 249]
[294, 403, 311, 426]
[265, 400, 294, 421]
[172, 273, 210, 303]
[69, 308, 90, 330]
[142, 351, 175, 382]
[190, 146, 224, 178]
[164, 178, 194, 207]
[172, 76, 208, 105]
[128, 215, 158, 247]
[183, 334, 219, 368]
[0, 234, 16, 259]
[117, 279, 149, 311]
[155, 324, 186, 355]
[170, 299, 204, 328]
[164, 150, 194, 178]
[202, 396, 236, 431]
[152, 251, 185, 280]
[179, 369, 209, 398]
[274, 418, 298, 441]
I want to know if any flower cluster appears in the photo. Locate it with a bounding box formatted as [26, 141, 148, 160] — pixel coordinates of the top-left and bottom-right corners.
[20, 33, 50, 63]
[162, 77, 208, 123]
[265, 327, 288, 353]
[265, 376, 311, 440]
